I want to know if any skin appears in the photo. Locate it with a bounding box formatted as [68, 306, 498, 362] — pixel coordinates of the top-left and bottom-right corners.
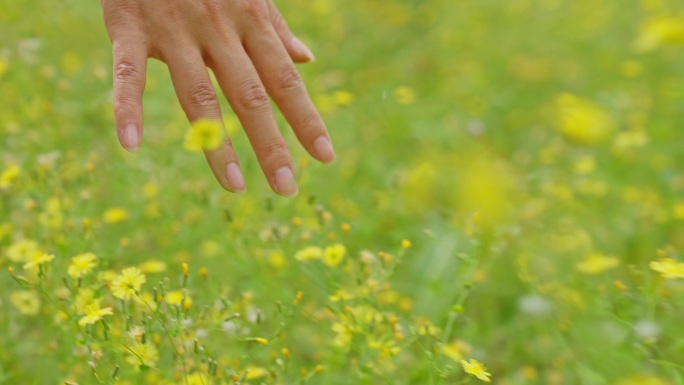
[101, 0, 336, 197]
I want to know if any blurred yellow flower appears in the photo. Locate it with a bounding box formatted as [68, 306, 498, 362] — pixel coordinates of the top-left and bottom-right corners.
[555, 93, 615, 145]
[6, 239, 41, 263]
[461, 358, 491, 383]
[442, 340, 472, 362]
[23, 252, 55, 270]
[295, 246, 323, 261]
[10, 290, 41, 316]
[164, 290, 191, 308]
[184, 118, 223, 152]
[617, 375, 670, 385]
[103, 208, 128, 224]
[138, 259, 168, 274]
[333, 90, 355, 106]
[323, 244, 347, 267]
[111, 267, 146, 300]
[67, 252, 97, 279]
[394, 86, 416, 105]
[78, 301, 113, 326]
[125, 341, 159, 369]
[0, 163, 20, 189]
[74, 288, 96, 313]
[650, 258, 684, 279]
[635, 16, 684, 52]
[245, 365, 269, 380]
[575, 252, 620, 275]
[0, 58, 7, 78]
[672, 202, 684, 220]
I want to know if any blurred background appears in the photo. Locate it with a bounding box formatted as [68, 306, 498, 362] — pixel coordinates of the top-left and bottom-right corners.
[2, 0, 684, 384]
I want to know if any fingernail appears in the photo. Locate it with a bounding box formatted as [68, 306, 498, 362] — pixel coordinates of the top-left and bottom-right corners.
[313, 136, 336, 163]
[121, 124, 140, 152]
[226, 162, 246, 193]
[292, 37, 315, 62]
[274, 166, 298, 197]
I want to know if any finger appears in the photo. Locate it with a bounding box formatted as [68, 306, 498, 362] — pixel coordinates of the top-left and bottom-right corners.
[163, 46, 246, 193]
[112, 38, 147, 152]
[207, 44, 299, 197]
[243, 28, 335, 164]
[266, 0, 315, 63]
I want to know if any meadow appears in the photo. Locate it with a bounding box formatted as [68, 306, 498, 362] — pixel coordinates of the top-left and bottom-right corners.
[2, 0, 684, 384]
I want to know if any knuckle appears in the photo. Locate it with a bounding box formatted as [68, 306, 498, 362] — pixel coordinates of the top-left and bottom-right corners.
[275, 67, 303, 93]
[240, 0, 269, 23]
[237, 80, 270, 111]
[188, 82, 218, 107]
[114, 62, 143, 83]
[113, 98, 136, 117]
[298, 113, 324, 133]
[261, 140, 290, 164]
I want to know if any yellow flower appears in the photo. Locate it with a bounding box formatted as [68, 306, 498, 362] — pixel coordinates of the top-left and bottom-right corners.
[323, 244, 346, 267]
[0, 163, 20, 189]
[111, 267, 146, 300]
[394, 86, 416, 105]
[635, 16, 684, 52]
[78, 301, 113, 326]
[672, 202, 684, 220]
[23, 252, 55, 270]
[294, 246, 323, 261]
[103, 208, 128, 223]
[650, 258, 684, 279]
[10, 290, 41, 316]
[138, 259, 167, 274]
[125, 341, 159, 369]
[333, 90, 355, 106]
[555, 93, 614, 146]
[6, 239, 41, 263]
[164, 290, 191, 308]
[461, 358, 492, 383]
[401, 239, 412, 249]
[244, 365, 269, 380]
[575, 252, 620, 275]
[0, 58, 7, 78]
[67, 252, 98, 279]
[442, 340, 472, 362]
[184, 119, 223, 152]
[74, 288, 96, 313]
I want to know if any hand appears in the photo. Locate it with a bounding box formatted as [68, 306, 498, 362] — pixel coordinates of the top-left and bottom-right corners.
[101, 0, 336, 197]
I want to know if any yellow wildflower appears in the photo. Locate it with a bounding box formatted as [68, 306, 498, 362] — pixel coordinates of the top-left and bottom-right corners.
[10, 290, 41, 316]
[78, 301, 113, 326]
[333, 90, 355, 106]
[6, 239, 41, 263]
[635, 16, 684, 52]
[164, 290, 191, 308]
[575, 252, 620, 275]
[442, 340, 472, 362]
[103, 208, 128, 223]
[672, 202, 684, 220]
[394, 86, 416, 105]
[323, 244, 347, 267]
[125, 341, 159, 369]
[244, 365, 269, 380]
[295, 246, 323, 261]
[401, 239, 412, 249]
[0, 163, 20, 189]
[67, 252, 98, 279]
[111, 267, 146, 300]
[650, 258, 684, 279]
[138, 259, 167, 274]
[461, 358, 492, 383]
[555, 93, 614, 146]
[23, 252, 55, 270]
[184, 118, 223, 152]
[74, 288, 96, 313]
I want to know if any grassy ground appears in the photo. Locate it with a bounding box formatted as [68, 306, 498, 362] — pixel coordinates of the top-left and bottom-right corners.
[2, 0, 684, 384]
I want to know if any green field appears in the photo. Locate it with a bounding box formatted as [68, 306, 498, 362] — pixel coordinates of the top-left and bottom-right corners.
[2, 0, 684, 384]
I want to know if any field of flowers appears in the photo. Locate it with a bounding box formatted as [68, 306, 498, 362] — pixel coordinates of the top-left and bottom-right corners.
[2, 0, 684, 384]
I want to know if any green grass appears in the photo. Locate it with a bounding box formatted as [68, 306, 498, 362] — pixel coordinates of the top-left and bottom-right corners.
[2, 0, 684, 384]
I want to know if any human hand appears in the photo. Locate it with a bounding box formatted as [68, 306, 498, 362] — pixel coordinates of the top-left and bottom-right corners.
[101, 0, 335, 197]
